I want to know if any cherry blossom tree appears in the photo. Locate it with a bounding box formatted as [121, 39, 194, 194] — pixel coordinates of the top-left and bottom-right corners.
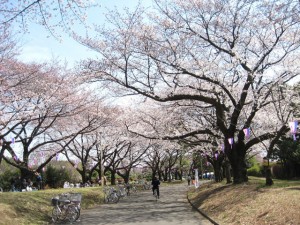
[78, 0, 300, 184]
[61, 106, 119, 183]
[0, 0, 97, 36]
[0, 59, 103, 179]
[143, 142, 165, 180]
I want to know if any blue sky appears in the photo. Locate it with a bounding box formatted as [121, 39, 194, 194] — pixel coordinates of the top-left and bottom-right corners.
[17, 0, 152, 67]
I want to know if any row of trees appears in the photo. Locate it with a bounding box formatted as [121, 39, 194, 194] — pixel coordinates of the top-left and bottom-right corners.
[1, 0, 300, 187]
[0, 44, 195, 185]
[77, 0, 300, 184]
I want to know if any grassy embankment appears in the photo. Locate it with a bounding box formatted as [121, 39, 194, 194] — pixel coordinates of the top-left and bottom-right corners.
[0, 187, 104, 225]
[188, 177, 300, 225]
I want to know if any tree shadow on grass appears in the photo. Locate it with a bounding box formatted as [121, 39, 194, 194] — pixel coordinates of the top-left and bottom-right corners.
[190, 184, 232, 208]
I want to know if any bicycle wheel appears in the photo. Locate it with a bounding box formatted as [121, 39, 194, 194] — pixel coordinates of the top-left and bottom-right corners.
[52, 206, 60, 222]
[109, 193, 119, 203]
[66, 205, 79, 223]
[104, 195, 109, 203]
[75, 204, 81, 221]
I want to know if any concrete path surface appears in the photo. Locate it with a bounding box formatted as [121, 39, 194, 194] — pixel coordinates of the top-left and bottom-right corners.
[77, 182, 213, 225]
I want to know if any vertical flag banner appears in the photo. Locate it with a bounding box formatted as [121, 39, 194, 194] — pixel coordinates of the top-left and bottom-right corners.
[56, 153, 60, 161]
[11, 137, 15, 144]
[194, 169, 199, 188]
[215, 153, 218, 159]
[220, 144, 225, 152]
[228, 138, 234, 149]
[289, 121, 298, 141]
[13, 155, 18, 161]
[243, 128, 251, 139]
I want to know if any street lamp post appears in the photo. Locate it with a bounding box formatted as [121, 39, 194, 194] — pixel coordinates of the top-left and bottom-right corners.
[100, 145, 104, 187]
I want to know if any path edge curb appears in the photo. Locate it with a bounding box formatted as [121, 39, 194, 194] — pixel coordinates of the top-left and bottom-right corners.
[187, 190, 219, 225]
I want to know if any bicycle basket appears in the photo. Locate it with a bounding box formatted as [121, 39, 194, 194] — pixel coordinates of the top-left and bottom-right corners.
[68, 193, 82, 203]
[58, 194, 69, 202]
[51, 197, 59, 206]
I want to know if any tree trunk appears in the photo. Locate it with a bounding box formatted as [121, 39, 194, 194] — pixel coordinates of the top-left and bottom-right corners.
[265, 167, 273, 186]
[227, 140, 248, 184]
[231, 160, 248, 184]
[81, 167, 88, 183]
[151, 169, 156, 180]
[224, 161, 232, 184]
[118, 170, 130, 183]
[20, 168, 33, 180]
[179, 169, 183, 180]
[158, 170, 163, 181]
[163, 168, 168, 181]
[111, 171, 116, 185]
[174, 169, 178, 180]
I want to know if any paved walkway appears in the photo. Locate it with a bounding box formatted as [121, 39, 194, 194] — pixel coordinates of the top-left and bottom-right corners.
[77, 183, 213, 225]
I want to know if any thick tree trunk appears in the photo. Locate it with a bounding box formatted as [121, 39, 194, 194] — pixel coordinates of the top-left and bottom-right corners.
[231, 162, 248, 184]
[81, 167, 88, 183]
[224, 161, 232, 184]
[265, 167, 273, 186]
[213, 164, 220, 182]
[227, 140, 248, 184]
[20, 168, 33, 180]
[118, 171, 130, 183]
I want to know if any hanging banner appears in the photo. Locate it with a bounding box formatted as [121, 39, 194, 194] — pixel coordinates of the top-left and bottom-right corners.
[289, 121, 298, 141]
[220, 144, 225, 152]
[243, 128, 251, 139]
[228, 138, 234, 149]
[194, 169, 200, 188]
[56, 153, 60, 161]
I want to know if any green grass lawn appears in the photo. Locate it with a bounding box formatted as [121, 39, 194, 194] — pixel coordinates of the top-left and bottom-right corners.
[0, 187, 104, 225]
[248, 176, 300, 188]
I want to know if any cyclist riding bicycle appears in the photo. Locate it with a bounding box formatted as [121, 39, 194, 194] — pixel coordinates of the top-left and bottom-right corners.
[151, 176, 160, 199]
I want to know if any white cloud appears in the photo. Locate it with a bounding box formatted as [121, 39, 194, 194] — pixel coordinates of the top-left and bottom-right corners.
[18, 45, 53, 64]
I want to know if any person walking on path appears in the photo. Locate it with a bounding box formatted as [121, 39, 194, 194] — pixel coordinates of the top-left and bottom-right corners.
[151, 176, 160, 198]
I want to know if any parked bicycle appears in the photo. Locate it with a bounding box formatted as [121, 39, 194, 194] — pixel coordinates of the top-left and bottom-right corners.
[103, 187, 119, 203]
[117, 185, 127, 198]
[51, 192, 82, 223]
[143, 182, 151, 190]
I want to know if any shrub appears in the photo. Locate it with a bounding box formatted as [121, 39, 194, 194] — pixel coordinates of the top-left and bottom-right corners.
[44, 165, 71, 188]
[247, 163, 263, 177]
[0, 162, 20, 191]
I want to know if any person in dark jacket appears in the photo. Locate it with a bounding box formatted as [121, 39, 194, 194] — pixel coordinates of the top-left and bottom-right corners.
[35, 172, 42, 190]
[151, 176, 160, 198]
